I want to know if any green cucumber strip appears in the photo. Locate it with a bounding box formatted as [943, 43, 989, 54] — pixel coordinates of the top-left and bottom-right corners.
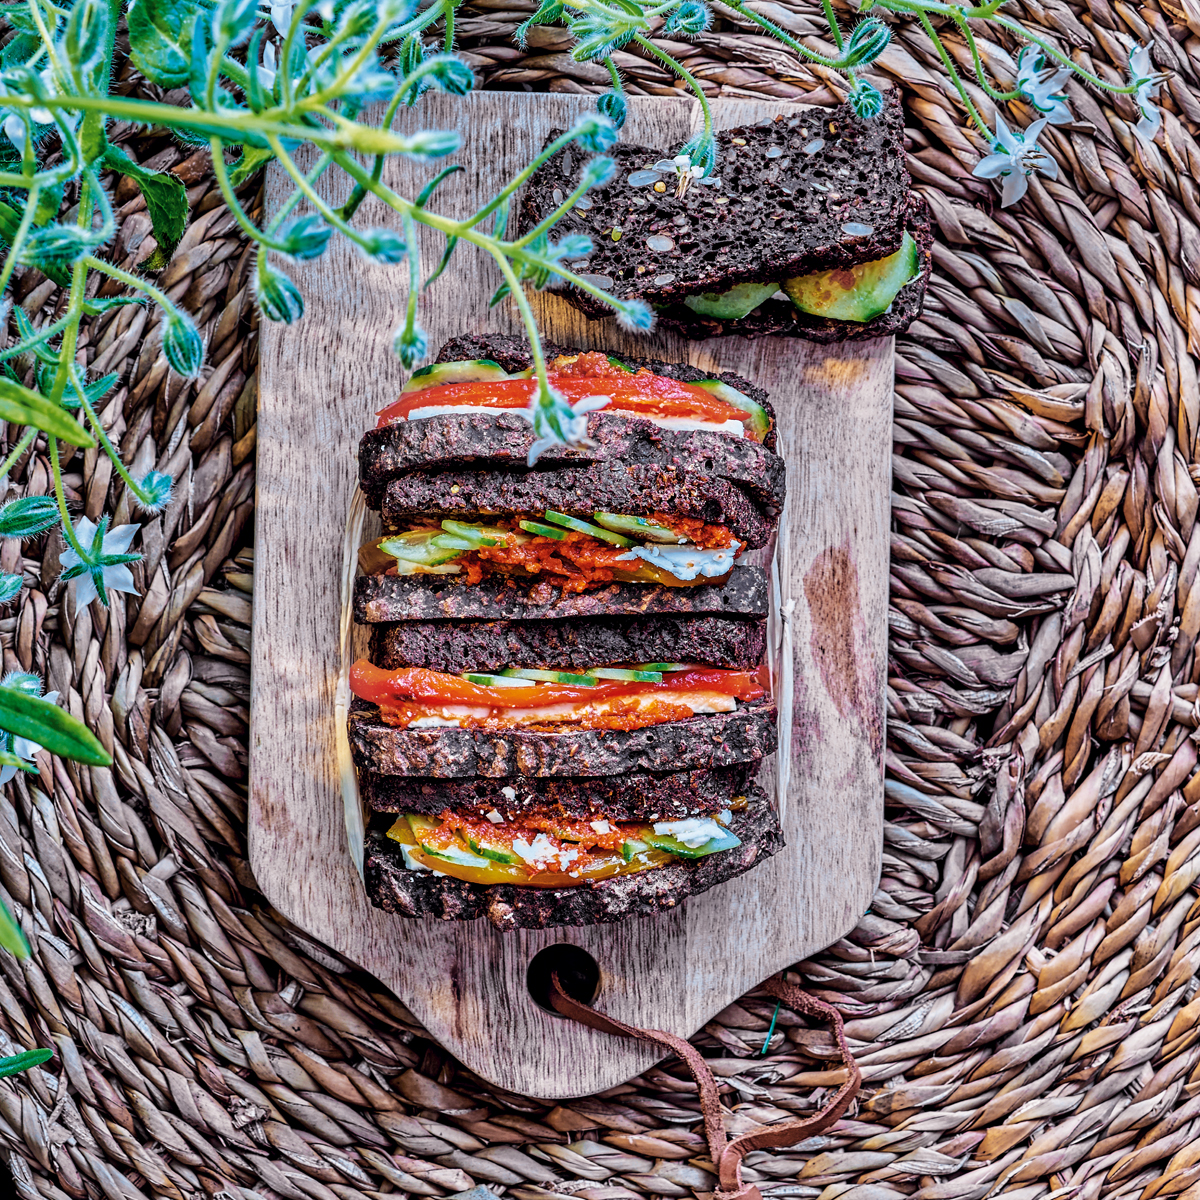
[380, 537, 465, 566]
[593, 512, 684, 543]
[518, 519, 570, 540]
[630, 662, 703, 672]
[401, 358, 510, 394]
[439, 519, 505, 547]
[606, 356, 634, 373]
[589, 667, 663, 682]
[542, 509, 634, 547]
[690, 380, 772, 441]
[640, 827, 742, 859]
[466, 835, 518, 864]
[499, 667, 598, 686]
[461, 673, 533, 688]
[621, 838, 649, 862]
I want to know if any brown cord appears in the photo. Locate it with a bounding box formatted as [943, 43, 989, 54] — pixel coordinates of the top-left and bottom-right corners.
[549, 972, 861, 1200]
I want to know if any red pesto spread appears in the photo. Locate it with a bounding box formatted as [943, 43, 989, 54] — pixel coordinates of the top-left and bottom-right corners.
[350, 662, 767, 732]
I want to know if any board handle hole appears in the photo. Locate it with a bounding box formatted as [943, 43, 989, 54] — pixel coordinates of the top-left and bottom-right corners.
[527, 944, 600, 1014]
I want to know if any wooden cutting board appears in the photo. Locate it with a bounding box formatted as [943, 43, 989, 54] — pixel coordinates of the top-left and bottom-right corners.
[250, 90, 889, 1098]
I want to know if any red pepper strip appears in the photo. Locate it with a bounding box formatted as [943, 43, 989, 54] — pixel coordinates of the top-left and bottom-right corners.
[375, 375, 750, 431]
[349, 660, 767, 709]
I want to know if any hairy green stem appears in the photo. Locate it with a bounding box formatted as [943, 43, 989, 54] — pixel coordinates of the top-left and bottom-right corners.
[67, 361, 154, 507]
[915, 12, 991, 136]
[49, 437, 90, 562]
[632, 34, 712, 144]
[0, 429, 37, 484]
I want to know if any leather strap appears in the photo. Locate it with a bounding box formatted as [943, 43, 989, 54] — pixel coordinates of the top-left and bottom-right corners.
[549, 972, 861, 1200]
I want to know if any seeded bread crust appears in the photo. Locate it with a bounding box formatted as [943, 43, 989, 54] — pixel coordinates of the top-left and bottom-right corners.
[368, 613, 766, 673]
[434, 335, 778, 453]
[354, 567, 769, 623]
[381, 462, 773, 549]
[360, 763, 755, 820]
[348, 699, 777, 778]
[359, 410, 785, 513]
[653, 193, 934, 342]
[363, 787, 783, 929]
[519, 92, 908, 317]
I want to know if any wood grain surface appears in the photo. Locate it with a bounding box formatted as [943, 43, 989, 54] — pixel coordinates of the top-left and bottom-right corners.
[250, 91, 890, 1098]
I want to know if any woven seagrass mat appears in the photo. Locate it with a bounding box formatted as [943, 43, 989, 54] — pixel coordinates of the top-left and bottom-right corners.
[3, 2, 1200, 1198]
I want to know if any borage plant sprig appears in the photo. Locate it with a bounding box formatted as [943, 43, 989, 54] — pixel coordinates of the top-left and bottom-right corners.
[0, 0, 649, 1078]
[521, 0, 1169, 208]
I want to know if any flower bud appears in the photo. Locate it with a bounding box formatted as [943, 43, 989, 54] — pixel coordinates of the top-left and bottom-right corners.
[255, 264, 305, 325]
[279, 214, 332, 262]
[162, 312, 204, 378]
[597, 90, 627, 131]
[848, 77, 884, 119]
[842, 18, 890, 68]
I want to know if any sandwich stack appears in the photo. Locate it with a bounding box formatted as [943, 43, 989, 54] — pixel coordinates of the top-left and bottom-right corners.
[347, 335, 786, 930]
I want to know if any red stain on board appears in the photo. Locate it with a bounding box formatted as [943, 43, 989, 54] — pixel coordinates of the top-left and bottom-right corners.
[803, 541, 883, 764]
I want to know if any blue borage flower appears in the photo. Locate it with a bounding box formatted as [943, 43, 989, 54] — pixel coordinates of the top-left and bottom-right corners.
[972, 114, 1057, 207]
[59, 517, 142, 614]
[1128, 44, 1165, 141]
[1016, 47, 1072, 125]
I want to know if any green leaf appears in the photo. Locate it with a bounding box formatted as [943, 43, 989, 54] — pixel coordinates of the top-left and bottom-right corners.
[0, 575, 23, 605]
[415, 164, 464, 208]
[0, 898, 29, 959]
[64, 0, 110, 91]
[0, 688, 111, 766]
[127, 0, 201, 87]
[33, 181, 65, 228]
[101, 144, 189, 256]
[0, 1049, 53, 1077]
[0, 377, 96, 448]
[229, 145, 275, 186]
[81, 295, 148, 316]
[0, 496, 61, 539]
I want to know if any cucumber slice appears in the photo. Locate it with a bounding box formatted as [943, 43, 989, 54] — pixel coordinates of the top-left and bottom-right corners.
[401, 359, 510, 394]
[690, 381, 772, 442]
[621, 838, 649, 863]
[593, 512, 685, 544]
[461, 673, 533, 688]
[606, 356, 634, 374]
[682, 281, 779, 320]
[379, 533, 466, 567]
[630, 662, 703, 672]
[640, 827, 742, 859]
[440, 519, 507, 548]
[589, 667, 663, 682]
[783, 232, 919, 323]
[542, 509, 634, 547]
[465, 833, 519, 864]
[518, 519, 570, 540]
[405, 814, 493, 866]
[499, 667, 598, 686]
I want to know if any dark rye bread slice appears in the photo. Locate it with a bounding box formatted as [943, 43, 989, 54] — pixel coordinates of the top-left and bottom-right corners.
[654, 194, 934, 343]
[519, 92, 908, 314]
[434, 334, 778, 453]
[381, 462, 772, 548]
[355, 567, 768, 623]
[369, 613, 766, 673]
[359, 410, 785, 514]
[348, 699, 776, 778]
[363, 788, 783, 930]
[360, 763, 755, 820]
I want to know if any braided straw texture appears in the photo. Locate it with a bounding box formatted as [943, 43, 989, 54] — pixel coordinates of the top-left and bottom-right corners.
[3, 1, 1200, 1197]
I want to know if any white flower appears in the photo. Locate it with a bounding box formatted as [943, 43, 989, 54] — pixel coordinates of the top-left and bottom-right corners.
[526, 392, 610, 465]
[972, 113, 1058, 207]
[3, 113, 23, 151]
[1128, 44, 1164, 141]
[270, 0, 294, 37]
[0, 690, 59, 785]
[1016, 46, 1072, 125]
[260, 40, 277, 90]
[59, 517, 141, 614]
